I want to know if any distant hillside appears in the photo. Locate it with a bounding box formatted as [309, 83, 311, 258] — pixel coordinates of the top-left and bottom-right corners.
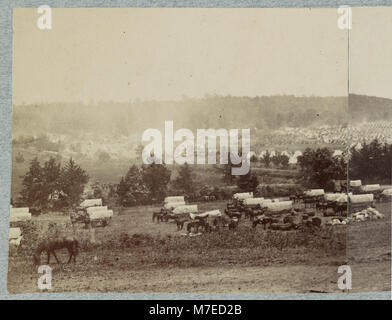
[349, 94, 392, 122]
[12, 95, 349, 139]
[11, 94, 392, 199]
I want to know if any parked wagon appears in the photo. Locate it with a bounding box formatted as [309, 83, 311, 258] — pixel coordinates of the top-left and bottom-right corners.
[10, 207, 32, 224]
[72, 199, 112, 228]
[380, 188, 392, 202]
[9, 227, 23, 247]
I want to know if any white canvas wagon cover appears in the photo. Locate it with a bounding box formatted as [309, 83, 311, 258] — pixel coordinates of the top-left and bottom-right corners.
[361, 184, 380, 192]
[350, 180, 362, 187]
[243, 197, 264, 206]
[164, 196, 185, 204]
[10, 208, 31, 222]
[86, 206, 108, 214]
[349, 194, 374, 204]
[89, 210, 113, 220]
[233, 192, 253, 200]
[382, 188, 392, 196]
[190, 209, 221, 219]
[9, 227, 22, 239]
[305, 189, 325, 196]
[164, 201, 186, 210]
[324, 193, 346, 202]
[173, 205, 198, 215]
[80, 199, 102, 208]
[263, 201, 293, 212]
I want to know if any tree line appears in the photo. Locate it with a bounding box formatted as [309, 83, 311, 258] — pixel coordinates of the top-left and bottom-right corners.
[18, 138, 391, 210]
[17, 157, 88, 212]
[297, 139, 391, 190]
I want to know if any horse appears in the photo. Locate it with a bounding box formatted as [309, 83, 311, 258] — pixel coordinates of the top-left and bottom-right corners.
[228, 218, 239, 230]
[186, 218, 207, 234]
[175, 216, 189, 230]
[152, 211, 165, 223]
[33, 236, 79, 265]
[252, 217, 272, 229]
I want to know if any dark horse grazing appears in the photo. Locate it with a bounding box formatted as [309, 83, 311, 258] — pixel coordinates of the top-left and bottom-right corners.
[33, 237, 79, 265]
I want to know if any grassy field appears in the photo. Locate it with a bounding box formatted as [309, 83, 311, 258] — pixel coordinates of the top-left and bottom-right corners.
[7, 200, 391, 294]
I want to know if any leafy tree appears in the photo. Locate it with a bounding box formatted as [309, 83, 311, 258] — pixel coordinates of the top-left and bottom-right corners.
[173, 163, 195, 196]
[217, 153, 239, 184]
[350, 139, 392, 182]
[60, 158, 89, 207]
[262, 151, 271, 168]
[117, 165, 148, 206]
[42, 157, 62, 206]
[92, 181, 103, 198]
[117, 177, 130, 205]
[142, 163, 171, 202]
[298, 148, 346, 189]
[271, 155, 281, 167]
[19, 158, 45, 209]
[237, 169, 259, 191]
[280, 154, 290, 168]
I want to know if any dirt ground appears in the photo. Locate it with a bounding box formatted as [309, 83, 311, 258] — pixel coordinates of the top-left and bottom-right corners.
[7, 200, 391, 295]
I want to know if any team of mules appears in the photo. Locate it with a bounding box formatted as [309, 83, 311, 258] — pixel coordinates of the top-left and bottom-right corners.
[155, 191, 348, 233]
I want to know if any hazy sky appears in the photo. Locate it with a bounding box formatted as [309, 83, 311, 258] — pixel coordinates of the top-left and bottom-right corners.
[350, 7, 392, 99]
[13, 8, 352, 104]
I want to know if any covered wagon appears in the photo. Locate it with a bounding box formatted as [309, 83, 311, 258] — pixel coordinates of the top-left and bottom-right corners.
[262, 201, 293, 214]
[163, 201, 186, 210]
[380, 188, 392, 202]
[87, 206, 113, 226]
[9, 227, 23, 247]
[349, 194, 374, 213]
[9, 207, 31, 223]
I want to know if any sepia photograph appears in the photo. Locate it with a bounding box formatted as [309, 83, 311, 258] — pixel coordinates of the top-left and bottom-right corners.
[7, 7, 391, 295]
